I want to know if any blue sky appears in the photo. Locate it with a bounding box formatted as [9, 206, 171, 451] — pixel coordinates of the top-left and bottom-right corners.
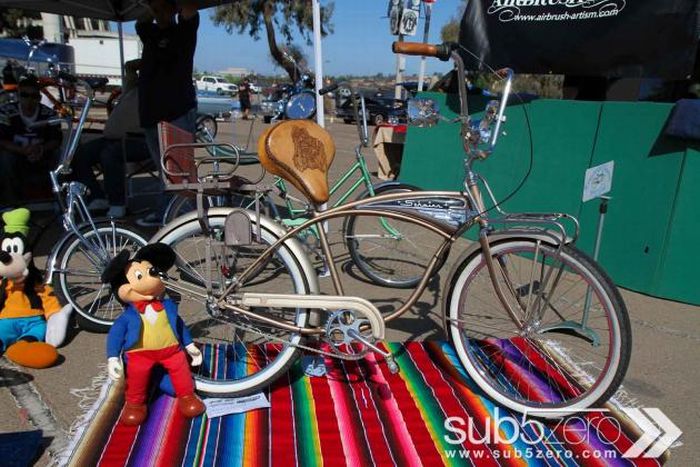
[123, 0, 463, 77]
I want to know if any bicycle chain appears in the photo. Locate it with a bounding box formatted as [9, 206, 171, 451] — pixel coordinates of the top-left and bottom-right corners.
[223, 315, 369, 361]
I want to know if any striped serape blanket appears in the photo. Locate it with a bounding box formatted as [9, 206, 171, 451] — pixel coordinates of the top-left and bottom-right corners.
[62, 342, 665, 466]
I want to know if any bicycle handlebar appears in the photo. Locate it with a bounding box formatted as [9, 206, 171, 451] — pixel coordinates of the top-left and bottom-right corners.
[27, 117, 64, 130]
[392, 42, 515, 161]
[392, 41, 453, 61]
[318, 82, 339, 96]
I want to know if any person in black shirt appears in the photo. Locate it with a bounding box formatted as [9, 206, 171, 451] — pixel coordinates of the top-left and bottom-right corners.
[0, 75, 62, 207]
[135, 0, 199, 226]
[238, 77, 252, 120]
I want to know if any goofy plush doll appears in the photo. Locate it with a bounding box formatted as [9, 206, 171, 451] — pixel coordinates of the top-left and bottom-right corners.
[103, 243, 205, 426]
[0, 208, 72, 368]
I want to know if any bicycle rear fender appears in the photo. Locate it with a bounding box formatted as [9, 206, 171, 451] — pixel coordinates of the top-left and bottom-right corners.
[440, 227, 570, 337]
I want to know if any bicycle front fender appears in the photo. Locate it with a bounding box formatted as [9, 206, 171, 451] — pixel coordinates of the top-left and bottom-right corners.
[440, 227, 570, 337]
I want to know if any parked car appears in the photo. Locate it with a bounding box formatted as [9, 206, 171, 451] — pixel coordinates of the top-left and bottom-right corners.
[249, 83, 262, 94]
[196, 91, 240, 137]
[197, 91, 238, 118]
[336, 95, 406, 126]
[196, 76, 236, 95]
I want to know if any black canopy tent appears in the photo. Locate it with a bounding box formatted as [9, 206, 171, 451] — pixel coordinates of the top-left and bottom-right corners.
[0, 0, 236, 85]
[458, 0, 700, 80]
[0, 0, 232, 22]
[0, 0, 329, 124]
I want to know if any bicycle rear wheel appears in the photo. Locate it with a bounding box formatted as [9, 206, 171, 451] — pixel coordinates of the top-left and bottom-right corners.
[54, 223, 147, 332]
[345, 183, 445, 288]
[446, 238, 631, 417]
[153, 210, 315, 396]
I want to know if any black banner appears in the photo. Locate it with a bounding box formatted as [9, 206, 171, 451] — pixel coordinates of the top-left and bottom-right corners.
[459, 0, 700, 78]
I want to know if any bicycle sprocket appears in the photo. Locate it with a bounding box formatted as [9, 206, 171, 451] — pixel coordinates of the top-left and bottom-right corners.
[324, 309, 375, 360]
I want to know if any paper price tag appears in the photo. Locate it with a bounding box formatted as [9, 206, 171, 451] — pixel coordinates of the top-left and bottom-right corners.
[203, 393, 270, 418]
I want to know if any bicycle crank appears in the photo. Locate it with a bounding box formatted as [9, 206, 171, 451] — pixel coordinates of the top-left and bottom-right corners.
[324, 309, 400, 373]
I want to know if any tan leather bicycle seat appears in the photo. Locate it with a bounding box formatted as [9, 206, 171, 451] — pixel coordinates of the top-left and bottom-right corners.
[258, 120, 335, 204]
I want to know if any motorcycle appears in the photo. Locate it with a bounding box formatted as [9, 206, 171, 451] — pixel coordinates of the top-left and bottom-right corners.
[261, 53, 316, 123]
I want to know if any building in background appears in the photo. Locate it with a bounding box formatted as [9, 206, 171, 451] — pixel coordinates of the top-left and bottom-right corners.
[0, 13, 140, 87]
[61, 15, 140, 87]
[217, 67, 251, 79]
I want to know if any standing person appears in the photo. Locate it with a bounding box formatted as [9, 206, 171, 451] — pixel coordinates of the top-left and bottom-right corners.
[238, 77, 252, 120]
[323, 77, 336, 124]
[0, 75, 62, 207]
[135, 0, 199, 227]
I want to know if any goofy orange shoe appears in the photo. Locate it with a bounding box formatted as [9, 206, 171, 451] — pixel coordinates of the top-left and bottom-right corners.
[102, 243, 205, 426]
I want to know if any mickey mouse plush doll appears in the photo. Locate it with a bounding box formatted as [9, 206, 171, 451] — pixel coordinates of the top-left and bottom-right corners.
[102, 243, 205, 426]
[0, 208, 72, 368]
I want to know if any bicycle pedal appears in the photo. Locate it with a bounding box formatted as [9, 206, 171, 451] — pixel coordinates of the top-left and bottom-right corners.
[385, 355, 400, 374]
[301, 355, 327, 377]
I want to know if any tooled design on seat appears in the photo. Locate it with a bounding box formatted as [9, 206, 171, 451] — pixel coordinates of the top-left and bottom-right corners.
[292, 126, 325, 172]
[258, 120, 335, 205]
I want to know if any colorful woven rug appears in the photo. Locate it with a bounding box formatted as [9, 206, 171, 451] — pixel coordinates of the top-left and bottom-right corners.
[62, 342, 665, 466]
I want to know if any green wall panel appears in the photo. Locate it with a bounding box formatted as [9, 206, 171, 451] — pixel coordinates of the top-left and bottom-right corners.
[653, 148, 700, 303]
[577, 103, 684, 292]
[399, 96, 699, 304]
[399, 92, 464, 191]
[493, 99, 600, 215]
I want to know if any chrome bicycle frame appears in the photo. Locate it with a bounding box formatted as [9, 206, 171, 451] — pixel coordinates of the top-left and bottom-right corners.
[43, 78, 127, 282]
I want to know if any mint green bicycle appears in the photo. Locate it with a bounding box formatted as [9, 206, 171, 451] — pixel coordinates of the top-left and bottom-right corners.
[162, 109, 432, 288]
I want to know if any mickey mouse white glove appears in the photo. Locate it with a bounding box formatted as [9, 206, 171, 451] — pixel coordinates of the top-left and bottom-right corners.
[186, 343, 202, 367]
[107, 357, 124, 381]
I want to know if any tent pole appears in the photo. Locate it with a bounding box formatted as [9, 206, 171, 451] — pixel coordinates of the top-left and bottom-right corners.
[312, 0, 324, 128]
[417, 2, 432, 93]
[312, 0, 329, 234]
[394, 33, 405, 100]
[118, 21, 125, 86]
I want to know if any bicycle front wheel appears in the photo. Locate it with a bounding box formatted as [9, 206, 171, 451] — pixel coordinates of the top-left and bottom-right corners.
[446, 239, 631, 417]
[54, 224, 147, 332]
[154, 210, 314, 396]
[345, 183, 445, 288]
